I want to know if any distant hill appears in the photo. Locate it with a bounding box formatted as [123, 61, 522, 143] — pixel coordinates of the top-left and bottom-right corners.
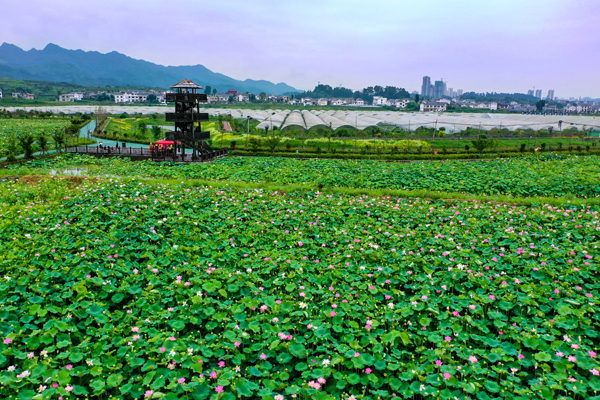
[0, 43, 300, 95]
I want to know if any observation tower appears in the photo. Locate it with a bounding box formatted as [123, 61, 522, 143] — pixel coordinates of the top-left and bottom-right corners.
[165, 79, 213, 160]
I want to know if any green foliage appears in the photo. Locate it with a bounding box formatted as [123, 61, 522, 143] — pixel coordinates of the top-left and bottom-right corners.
[151, 125, 162, 141]
[0, 170, 599, 398]
[0, 119, 71, 156]
[471, 138, 499, 154]
[17, 132, 35, 159]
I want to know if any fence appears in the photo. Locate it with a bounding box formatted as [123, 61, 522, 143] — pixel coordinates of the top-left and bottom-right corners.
[65, 145, 228, 162]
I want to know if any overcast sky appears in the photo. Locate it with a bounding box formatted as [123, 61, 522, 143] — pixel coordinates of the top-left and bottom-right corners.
[2, 0, 599, 97]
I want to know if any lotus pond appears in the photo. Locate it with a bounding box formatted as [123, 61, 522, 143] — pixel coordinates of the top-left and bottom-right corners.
[6, 153, 600, 199]
[0, 176, 599, 399]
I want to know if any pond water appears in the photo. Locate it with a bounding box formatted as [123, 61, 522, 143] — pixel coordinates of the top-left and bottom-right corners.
[50, 167, 88, 176]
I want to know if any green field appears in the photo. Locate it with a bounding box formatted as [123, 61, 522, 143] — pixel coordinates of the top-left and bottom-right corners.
[2, 154, 600, 399]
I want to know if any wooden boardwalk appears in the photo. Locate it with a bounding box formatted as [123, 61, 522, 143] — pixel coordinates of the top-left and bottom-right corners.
[66, 145, 228, 163]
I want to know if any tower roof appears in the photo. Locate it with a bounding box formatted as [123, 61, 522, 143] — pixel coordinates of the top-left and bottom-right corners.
[171, 79, 203, 89]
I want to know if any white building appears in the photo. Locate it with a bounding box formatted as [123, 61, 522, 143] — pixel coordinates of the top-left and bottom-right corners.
[0, 90, 3, 99]
[489, 102, 498, 111]
[12, 92, 35, 100]
[301, 97, 314, 106]
[420, 101, 447, 112]
[354, 98, 364, 106]
[59, 92, 84, 102]
[390, 99, 410, 108]
[372, 96, 387, 106]
[317, 98, 329, 106]
[114, 90, 150, 103]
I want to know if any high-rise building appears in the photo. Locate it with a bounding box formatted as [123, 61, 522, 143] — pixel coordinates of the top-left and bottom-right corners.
[433, 80, 446, 99]
[535, 89, 542, 99]
[457, 89, 463, 98]
[421, 76, 431, 97]
[547, 90, 554, 100]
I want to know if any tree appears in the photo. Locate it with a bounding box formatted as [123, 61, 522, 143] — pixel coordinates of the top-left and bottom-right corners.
[5, 131, 18, 161]
[151, 125, 162, 141]
[259, 92, 267, 101]
[536, 100, 546, 111]
[249, 94, 256, 102]
[415, 94, 420, 103]
[97, 93, 111, 102]
[471, 138, 499, 154]
[137, 121, 148, 138]
[36, 132, 48, 155]
[52, 130, 66, 152]
[265, 136, 281, 154]
[18, 133, 35, 159]
[212, 88, 217, 95]
[65, 124, 80, 145]
[204, 85, 212, 95]
[146, 94, 158, 103]
[228, 96, 234, 103]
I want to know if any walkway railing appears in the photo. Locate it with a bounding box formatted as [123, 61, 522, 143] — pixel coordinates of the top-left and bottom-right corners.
[65, 145, 228, 162]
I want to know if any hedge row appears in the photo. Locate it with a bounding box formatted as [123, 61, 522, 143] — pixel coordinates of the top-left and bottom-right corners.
[229, 149, 600, 161]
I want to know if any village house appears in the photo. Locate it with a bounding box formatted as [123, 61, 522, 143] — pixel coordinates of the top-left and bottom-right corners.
[372, 96, 387, 106]
[420, 101, 447, 112]
[58, 92, 84, 102]
[317, 98, 329, 106]
[114, 90, 151, 103]
[12, 92, 35, 100]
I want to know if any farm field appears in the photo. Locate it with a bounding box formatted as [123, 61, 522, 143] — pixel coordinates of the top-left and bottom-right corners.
[102, 118, 218, 144]
[0, 174, 599, 399]
[0, 119, 71, 154]
[7, 153, 600, 200]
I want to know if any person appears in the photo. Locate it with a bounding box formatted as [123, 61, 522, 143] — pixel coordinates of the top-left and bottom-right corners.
[99, 141, 104, 150]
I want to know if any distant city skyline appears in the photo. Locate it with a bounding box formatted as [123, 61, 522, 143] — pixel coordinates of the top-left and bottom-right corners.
[0, 0, 599, 97]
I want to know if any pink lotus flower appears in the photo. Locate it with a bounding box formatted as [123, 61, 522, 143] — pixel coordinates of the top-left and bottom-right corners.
[489, 295, 495, 300]
[159, 347, 166, 352]
[589, 351, 597, 359]
[591, 368, 600, 376]
[260, 353, 267, 360]
[218, 361, 225, 368]
[365, 368, 372, 374]
[330, 311, 336, 317]
[234, 341, 241, 347]
[66, 365, 73, 370]
[215, 385, 224, 393]
[568, 356, 577, 362]
[443, 372, 451, 380]
[518, 354, 525, 359]
[145, 390, 154, 398]
[178, 378, 186, 384]
[354, 352, 360, 357]
[435, 360, 443, 366]
[210, 371, 218, 379]
[3, 338, 12, 344]
[469, 356, 478, 364]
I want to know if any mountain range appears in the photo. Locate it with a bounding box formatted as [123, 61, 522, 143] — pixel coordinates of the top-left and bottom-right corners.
[0, 43, 299, 95]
